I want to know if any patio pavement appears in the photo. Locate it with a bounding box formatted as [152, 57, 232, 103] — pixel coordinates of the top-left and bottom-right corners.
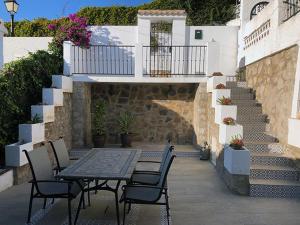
[0, 145, 299, 225]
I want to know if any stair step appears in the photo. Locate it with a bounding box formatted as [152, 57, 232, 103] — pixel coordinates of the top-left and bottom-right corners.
[232, 100, 259, 106]
[244, 132, 277, 142]
[231, 93, 255, 100]
[237, 106, 262, 115]
[251, 152, 295, 167]
[241, 123, 267, 132]
[237, 114, 267, 122]
[227, 81, 248, 88]
[250, 165, 299, 181]
[250, 179, 300, 198]
[245, 143, 285, 153]
[230, 87, 252, 94]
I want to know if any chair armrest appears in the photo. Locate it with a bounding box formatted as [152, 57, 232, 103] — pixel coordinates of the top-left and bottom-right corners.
[133, 171, 161, 175]
[122, 184, 162, 191]
[35, 179, 73, 185]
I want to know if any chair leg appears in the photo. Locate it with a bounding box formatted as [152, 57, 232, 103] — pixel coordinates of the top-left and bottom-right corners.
[127, 203, 131, 214]
[43, 198, 47, 209]
[82, 192, 86, 209]
[122, 202, 127, 225]
[68, 198, 72, 225]
[27, 184, 34, 224]
[87, 182, 91, 206]
[165, 190, 170, 225]
[115, 191, 120, 225]
[51, 198, 55, 204]
[75, 192, 84, 225]
[95, 180, 98, 194]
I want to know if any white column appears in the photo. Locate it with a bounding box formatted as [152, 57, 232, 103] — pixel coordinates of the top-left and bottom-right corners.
[206, 41, 220, 76]
[135, 43, 143, 78]
[0, 19, 8, 68]
[63, 41, 74, 75]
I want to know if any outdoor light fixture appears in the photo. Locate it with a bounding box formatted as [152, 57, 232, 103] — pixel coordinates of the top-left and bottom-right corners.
[4, 0, 19, 36]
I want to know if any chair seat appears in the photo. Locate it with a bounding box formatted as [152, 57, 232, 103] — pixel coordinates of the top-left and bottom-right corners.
[123, 186, 161, 203]
[131, 173, 160, 185]
[38, 180, 82, 197]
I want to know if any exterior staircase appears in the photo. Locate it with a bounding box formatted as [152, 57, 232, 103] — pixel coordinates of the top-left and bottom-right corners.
[228, 81, 300, 198]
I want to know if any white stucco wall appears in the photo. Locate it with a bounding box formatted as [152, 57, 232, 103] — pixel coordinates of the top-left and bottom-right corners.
[89, 26, 137, 45]
[3, 37, 52, 64]
[0, 20, 8, 68]
[188, 26, 239, 76]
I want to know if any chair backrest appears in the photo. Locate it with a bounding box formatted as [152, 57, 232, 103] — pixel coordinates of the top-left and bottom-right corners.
[50, 139, 71, 170]
[158, 152, 176, 189]
[24, 146, 54, 183]
[158, 145, 174, 172]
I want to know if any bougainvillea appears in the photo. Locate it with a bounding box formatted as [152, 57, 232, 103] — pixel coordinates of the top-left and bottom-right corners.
[48, 14, 92, 49]
[230, 135, 244, 150]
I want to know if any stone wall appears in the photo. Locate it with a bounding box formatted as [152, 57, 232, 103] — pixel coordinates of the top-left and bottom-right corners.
[14, 93, 73, 184]
[91, 84, 198, 145]
[246, 45, 299, 145]
[72, 82, 92, 148]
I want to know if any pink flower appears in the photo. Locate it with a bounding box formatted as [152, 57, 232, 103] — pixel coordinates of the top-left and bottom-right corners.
[48, 24, 56, 30]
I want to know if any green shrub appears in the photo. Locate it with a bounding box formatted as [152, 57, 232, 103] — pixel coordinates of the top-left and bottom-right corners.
[0, 50, 62, 163]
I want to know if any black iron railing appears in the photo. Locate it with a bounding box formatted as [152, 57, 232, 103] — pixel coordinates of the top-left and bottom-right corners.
[72, 45, 135, 75]
[143, 46, 207, 77]
[283, 0, 300, 21]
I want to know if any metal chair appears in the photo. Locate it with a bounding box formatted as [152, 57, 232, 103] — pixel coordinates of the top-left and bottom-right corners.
[50, 138, 90, 207]
[23, 146, 83, 225]
[120, 153, 176, 225]
[131, 145, 174, 185]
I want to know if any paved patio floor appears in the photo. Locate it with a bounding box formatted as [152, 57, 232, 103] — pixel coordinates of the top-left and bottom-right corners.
[0, 146, 299, 225]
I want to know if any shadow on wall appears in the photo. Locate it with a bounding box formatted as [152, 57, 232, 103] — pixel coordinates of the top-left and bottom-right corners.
[77, 27, 135, 75]
[91, 84, 198, 145]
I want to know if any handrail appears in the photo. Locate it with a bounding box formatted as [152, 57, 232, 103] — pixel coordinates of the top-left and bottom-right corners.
[283, 0, 300, 22]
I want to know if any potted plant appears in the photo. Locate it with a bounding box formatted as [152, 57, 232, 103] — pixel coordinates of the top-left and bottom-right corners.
[19, 114, 45, 144]
[118, 111, 134, 148]
[216, 83, 226, 89]
[207, 72, 227, 93]
[215, 97, 237, 124]
[199, 142, 211, 160]
[93, 100, 107, 148]
[219, 118, 243, 144]
[224, 135, 250, 175]
[223, 117, 235, 125]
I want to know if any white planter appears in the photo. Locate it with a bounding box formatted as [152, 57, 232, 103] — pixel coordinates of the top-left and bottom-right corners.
[19, 123, 45, 144]
[219, 124, 243, 144]
[224, 146, 250, 175]
[31, 105, 55, 123]
[207, 76, 227, 93]
[42, 88, 63, 106]
[52, 75, 73, 93]
[5, 142, 33, 167]
[288, 118, 300, 148]
[212, 89, 231, 108]
[215, 105, 237, 125]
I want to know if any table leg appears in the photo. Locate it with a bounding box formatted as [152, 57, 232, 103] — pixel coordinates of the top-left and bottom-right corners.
[115, 180, 121, 225]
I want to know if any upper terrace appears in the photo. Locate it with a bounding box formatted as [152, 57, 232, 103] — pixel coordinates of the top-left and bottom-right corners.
[63, 10, 239, 83]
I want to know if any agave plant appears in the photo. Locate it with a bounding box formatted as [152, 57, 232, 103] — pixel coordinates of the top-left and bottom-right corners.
[230, 135, 244, 150]
[94, 100, 107, 136]
[217, 96, 232, 105]
[118, 111, 134, 135]
[27, 114, 42, 124]
[212, 72, 223, 76]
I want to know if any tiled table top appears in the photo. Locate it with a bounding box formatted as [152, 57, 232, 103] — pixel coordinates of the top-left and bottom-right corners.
[59, 148, 141, 180]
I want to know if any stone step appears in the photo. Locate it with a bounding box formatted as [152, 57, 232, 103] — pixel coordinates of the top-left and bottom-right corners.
[231, 93, 255, 100]
[240, 122, 267, 132]
[251, 152, 295, 167]
[227, 81, 248, 88]
[245, 143, 285, 153]
[237, 106, 263, 115]
[250, 179, 300, 198]
[250, 165, 299, 181]
[232, 99, 259, 106]
[230, 87, 252, 94]
[237, 114, 267, 122]
[243, 132, 277, 143]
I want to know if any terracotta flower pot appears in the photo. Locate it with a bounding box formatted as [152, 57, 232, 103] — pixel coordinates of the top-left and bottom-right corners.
[93, 134, 106, 148]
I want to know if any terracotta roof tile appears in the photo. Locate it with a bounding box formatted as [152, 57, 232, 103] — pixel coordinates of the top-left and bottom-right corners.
[138, 10, 187, 16]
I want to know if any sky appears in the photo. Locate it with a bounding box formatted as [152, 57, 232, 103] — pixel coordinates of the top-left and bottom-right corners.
[0, 0, 152, 22]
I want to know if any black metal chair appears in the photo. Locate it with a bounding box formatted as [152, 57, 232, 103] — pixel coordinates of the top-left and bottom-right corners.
[50, 138, 90, 207]
[131, 145, 174, 186]
[23, 146, 83, 225]
[120, 153, 176, 225]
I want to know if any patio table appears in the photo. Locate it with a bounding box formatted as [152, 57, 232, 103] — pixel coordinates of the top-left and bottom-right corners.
[58, 148, 142, 225]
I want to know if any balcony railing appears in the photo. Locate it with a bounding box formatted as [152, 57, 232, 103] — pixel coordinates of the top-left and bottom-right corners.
[283, 0, 300, 21]
[142, 46, 207, 77]
[72, 45, 135, 75]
